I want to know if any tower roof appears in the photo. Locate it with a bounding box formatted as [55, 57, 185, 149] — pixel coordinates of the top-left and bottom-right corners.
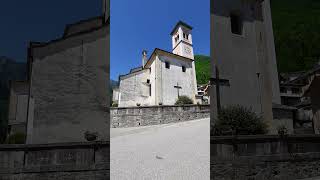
[170, 21, 193, 35]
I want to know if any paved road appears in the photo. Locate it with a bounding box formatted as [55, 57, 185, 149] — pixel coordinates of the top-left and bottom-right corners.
[110, 118, 210, 180]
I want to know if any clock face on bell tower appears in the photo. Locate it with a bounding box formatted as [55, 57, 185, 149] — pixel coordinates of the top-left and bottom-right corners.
[184, 46, 191, 55]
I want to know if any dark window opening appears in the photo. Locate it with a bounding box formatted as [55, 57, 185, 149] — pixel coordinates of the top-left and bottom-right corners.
[149, 85, 151, 96]
[230, 13, 243, 35]
[182, 66, 186, 72]
[183, 33, 189, 40]
[165, 62, 170, 69]
[147, 79, 150, 84]
[175, 35, 179, 42]
[292, 88, 301, 94]
[280, 87, 287, 93]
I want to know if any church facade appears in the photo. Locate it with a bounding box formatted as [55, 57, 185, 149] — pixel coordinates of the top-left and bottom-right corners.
[115, 21, 198, 107]
[211, 0, 281, 132]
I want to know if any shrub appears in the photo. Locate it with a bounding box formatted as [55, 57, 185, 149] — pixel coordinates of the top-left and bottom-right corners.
[111, 102, 118, 107]
[212, 105, 268, 136]
[175, 96, 193, 105]
[5, 132, 26, 144]
[277, 125, 288, 136]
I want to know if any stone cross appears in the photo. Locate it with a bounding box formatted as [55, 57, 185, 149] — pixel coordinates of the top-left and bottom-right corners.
[211, 66, 230, 112]
[174, 82, 182, 98]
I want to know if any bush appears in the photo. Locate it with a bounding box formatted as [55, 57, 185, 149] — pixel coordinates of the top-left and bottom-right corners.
[111, 102, 118, 107]
[175, 96, 193, 105]
[212, 105, 268, 136]
[277, 125, 288, 136]
[5, 132, 26, 144]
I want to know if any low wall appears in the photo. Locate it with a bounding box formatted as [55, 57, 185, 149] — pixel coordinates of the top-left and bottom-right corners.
[110, 104, 210, 128]
[0, 142, 109, 179]
[211, 135, 320, 180]
[271, 104, 297, 134]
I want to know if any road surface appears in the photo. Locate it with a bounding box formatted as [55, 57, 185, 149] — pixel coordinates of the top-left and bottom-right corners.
[110, 118, 210, 180]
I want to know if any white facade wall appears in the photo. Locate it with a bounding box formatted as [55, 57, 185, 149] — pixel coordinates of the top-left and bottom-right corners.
[150, 58, 157, 105]
[27, 25, 109, 144]
[211, 0, 278, 126]
[118, 53, 197, 107]
[158, 55, 197, 105]
[118, 69, 150, 107]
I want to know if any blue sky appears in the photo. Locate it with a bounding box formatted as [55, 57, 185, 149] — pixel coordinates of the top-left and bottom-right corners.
[0, 1, 100, 62]
[111, 0, 210, 80]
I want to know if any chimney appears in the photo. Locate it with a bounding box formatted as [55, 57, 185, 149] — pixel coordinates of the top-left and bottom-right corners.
[102, 0, 109, 22]
[142, 50, 148, 68]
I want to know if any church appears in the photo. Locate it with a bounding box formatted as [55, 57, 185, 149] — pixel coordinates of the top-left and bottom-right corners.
[114, 21, 199, 107]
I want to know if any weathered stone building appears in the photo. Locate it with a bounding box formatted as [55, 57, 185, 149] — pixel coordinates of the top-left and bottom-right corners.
[114, 21, 199, 107]
[14, 0, 110, 144]
[211, 0, 281, 130]
[7, 81, 29, 135]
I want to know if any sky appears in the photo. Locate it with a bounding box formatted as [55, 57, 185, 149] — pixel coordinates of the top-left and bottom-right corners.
[0, 0, 101, 62]
[111, 0, 210, 80]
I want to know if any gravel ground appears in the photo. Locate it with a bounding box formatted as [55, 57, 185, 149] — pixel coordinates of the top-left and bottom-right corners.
[110, 118, 210, 180]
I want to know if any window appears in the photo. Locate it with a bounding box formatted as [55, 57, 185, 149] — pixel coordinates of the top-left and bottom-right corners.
[182, 66, 186, 72]
[230, 13, 243, 35]
[175, 35, 179, 42]
[147, 79, 150, 84]
[165, 62, 170, 69]
[280, 87, 287, 93]
[183, 33, 189, 40]
[292, 88, 301, 94]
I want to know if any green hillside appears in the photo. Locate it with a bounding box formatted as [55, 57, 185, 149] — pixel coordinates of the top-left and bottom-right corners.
[271, 0, 320, 72]
[194, 1, 320, 80]
[195, 55, 210, 85]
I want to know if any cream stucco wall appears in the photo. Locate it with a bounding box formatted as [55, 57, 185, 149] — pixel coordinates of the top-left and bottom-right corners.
[211, 0, 280, 129]
[117, 52, 197, 107]
[158, 55, 197, 105]
[118, 69, 150, 107]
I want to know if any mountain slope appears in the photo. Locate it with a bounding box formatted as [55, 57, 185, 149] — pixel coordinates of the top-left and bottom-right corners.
[271, 0, 320, 72]
[195, 55, 210, 85]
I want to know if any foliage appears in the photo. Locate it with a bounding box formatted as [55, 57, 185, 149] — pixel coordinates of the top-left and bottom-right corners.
[111, 101, 118, 107]
[277, 125, 289, 136]
[5, 132, 26, 144]
[194, 55, 210, 85]
[271, 0, 320, 72]
[175, 95, 193, 105]
[212, 105, 268, 136]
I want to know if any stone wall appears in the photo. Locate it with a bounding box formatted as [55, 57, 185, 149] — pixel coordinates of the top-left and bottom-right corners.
[27, 19, 109, 144]
[0, 142, 109, 179]
[270, 104, 296, 134]
[111, 104, 210, 128]
[211, 135, 320, 180]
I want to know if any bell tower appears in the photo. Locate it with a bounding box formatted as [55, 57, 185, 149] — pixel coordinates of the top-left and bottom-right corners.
[171, 21, 194, 60]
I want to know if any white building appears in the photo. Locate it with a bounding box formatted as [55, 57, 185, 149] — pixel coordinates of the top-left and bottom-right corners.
[115, 21, 199, 107]
[211, 0, 281, 127]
